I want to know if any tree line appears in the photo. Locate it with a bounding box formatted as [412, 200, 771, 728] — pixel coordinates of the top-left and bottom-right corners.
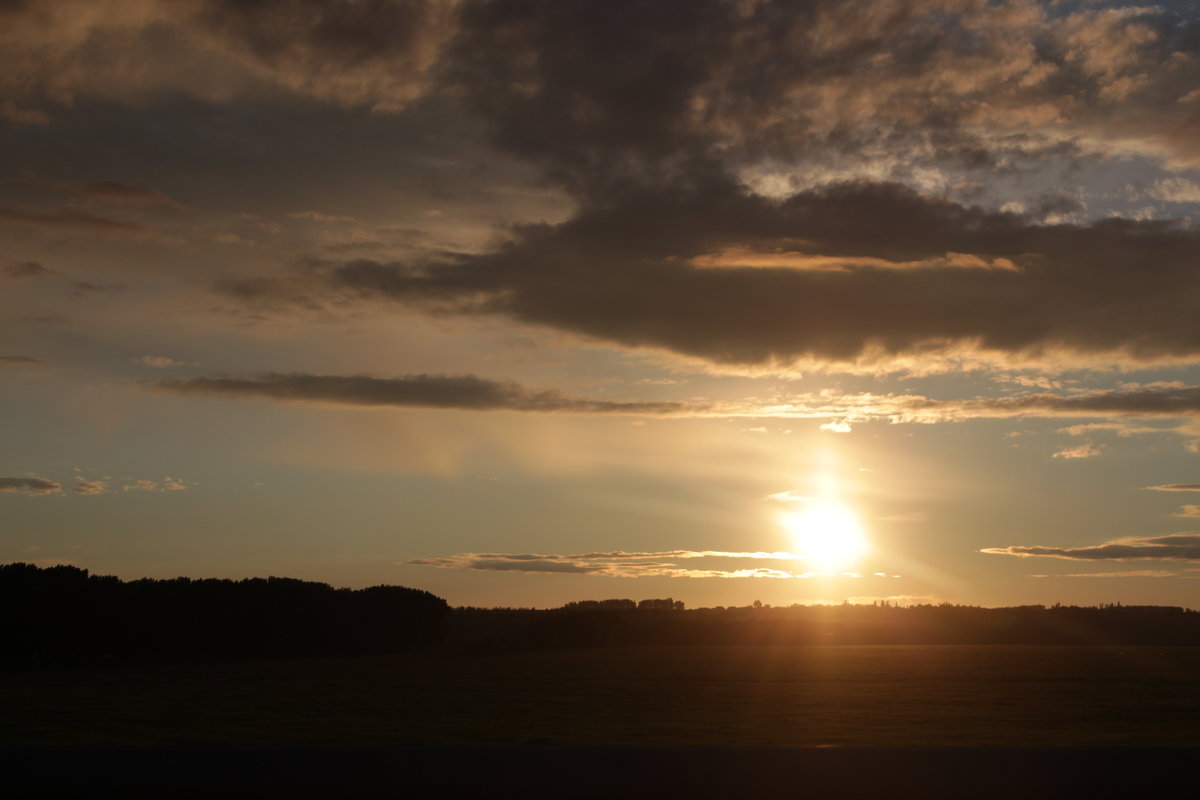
[0, 563, 448, 667]
[8, 562, 1199, 667]
[447, 598, 1200, 650]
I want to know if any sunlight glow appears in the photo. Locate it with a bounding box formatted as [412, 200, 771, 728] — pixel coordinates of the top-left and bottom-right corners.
[780, 502, 869, 569]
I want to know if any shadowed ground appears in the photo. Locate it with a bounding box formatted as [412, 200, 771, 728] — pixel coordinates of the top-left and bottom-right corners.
[4, 645, 1199, 747]
[0, 746, 1194, 797]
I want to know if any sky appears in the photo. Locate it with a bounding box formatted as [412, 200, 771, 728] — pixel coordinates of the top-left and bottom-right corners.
[3, 0, 1200, 609]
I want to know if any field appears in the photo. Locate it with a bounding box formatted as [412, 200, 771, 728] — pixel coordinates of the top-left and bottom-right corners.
[5, 645, 1200, 748]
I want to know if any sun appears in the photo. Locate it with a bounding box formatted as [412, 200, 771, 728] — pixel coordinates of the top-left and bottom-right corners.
[780, 502, 869, 569]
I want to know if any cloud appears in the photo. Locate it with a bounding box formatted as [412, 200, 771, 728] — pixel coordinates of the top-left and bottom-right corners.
[122, 476, 189, 492]
[0, 470, 188, 496]
[159, 376, 1200, 427]
[230, 180, 1200, 373]
[1174, 505, 1200, 519]
[1149, 178, 1200, 204]
[0, 355, 43, 366]
[134, 355, 197, 368]
[445, 0, 1200, 174]
[4, 177, 178, 206]
[0, 207, 151, 236]
[3, 260, 118, 295]
[1146, 484, 1200, 492]
[0, 99, 50, 125]
[0, 476, 62, 495]
[151, 372, 698, 415]
[69, 180, 177, 206]
[1056, 422, 1169, 438]
[3, 261, 50, 279]
[288, 210, 357, 224]
[1030, 570, 1190, 579]
[72, 476, 108, 495]
[729, 384, 1200, 426]
[0, 0, 458, 111]
[983, 533, 1200, 562]
[1053, 443, 1104, 460]
[405, 549, 869, 578]
[951, 386, 1200, 420]
[4, 0, 1199, 181]
[17, 1, 1142, 375]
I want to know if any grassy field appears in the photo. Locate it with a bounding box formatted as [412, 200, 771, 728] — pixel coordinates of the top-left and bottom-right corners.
[4, 645, 1199, 748]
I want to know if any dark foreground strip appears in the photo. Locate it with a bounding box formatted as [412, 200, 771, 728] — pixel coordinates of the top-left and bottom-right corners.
[0, 746, 1190, 797]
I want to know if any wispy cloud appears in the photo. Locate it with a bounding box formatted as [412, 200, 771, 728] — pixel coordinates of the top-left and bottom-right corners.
[1146, 484, 1200, 492]
[1053, 443, 1104, 460]
[3, 471, 192, 497]
[983, 534, 1200, 562]
[72, 476, 108, 495]
[152, 372, 701, 415]
[3, 177, 179, 207]
[1056, 422, 1170, 438]
[2, 261, 49, 279]
[728, 385, 1200, 431]
[150, 373, 1200, 428]
[405, 549, 870, 579]
[135, 356, 197, 369]
[0, 208, 151, 236]
[0, 355, 43, 366]
[1030, 570, 1192, 579]
[122, 477, 189, 492]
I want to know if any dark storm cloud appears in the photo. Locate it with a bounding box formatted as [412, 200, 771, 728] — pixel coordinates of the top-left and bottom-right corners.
[238, 179, 1200, 370]
[0, 476, 62, 495]
[5, 2, 1200, 374]
[5, 1, 1196, 168]
[442, 0, 1200, 184]
[394, 1, 1200, 371]
[983, 533, 1200, 561]
[152, 372, 696, 415]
